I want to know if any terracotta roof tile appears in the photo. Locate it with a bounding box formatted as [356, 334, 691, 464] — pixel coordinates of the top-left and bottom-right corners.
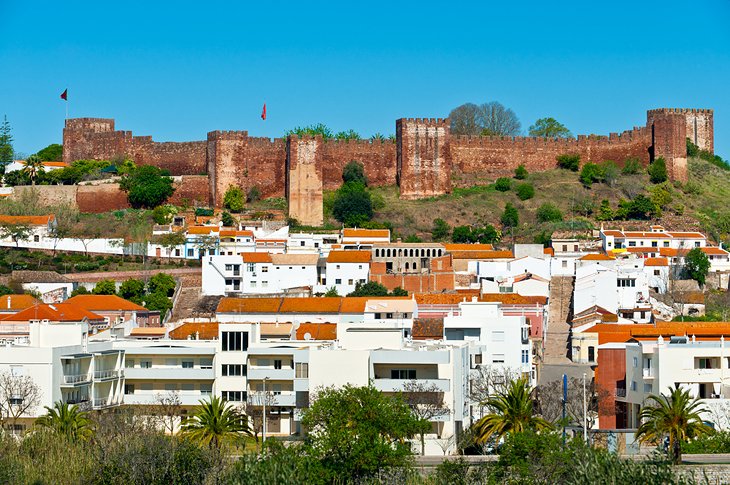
[0, 294, 40, 311]
[327, 251, 371, 263]
[0, 214, 54, 226]
[443, 243, 494, 251]
[579, 253, 614, 261]
[667, 232, 706, 238]
[1, 303, 105, 323]
[169, 322, 219, 340]
[279, 297, 341, 313]
[644, 257, 669, 267]
[188, 226, 219, 235]
[702, 247, 729, 256]
[295, 323, 337, 340]
[479, 293, 547, 305]
[216, 297, 282, 313]
[129, 327, 167, 337]
[412, 318, 444, 340]
[65, 295, 147, 312]
[343, 228, 390, 239]
[242, 252, 272, 263]
[450, 250, 514, 260]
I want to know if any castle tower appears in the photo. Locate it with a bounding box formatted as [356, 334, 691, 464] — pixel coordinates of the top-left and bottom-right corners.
[286, 135, 324, 226]
[63, 118, 125, 163]
[206, 131, 249, 207]
[396, 118, 451, 199]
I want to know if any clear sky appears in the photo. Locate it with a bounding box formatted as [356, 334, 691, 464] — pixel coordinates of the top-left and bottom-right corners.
[1, 0, 729, 157]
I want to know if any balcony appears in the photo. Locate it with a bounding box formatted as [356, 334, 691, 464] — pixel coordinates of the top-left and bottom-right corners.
[124, 367, 215, 380]
[94, 369, 123, 381]
[615, 387, 626, 398]
[247, 391, 297, 408]
[372, 378, 450, 393]
[123, 392, 209, 406]
[62, 374, 91, 386]
[65, 398, 91, 411]
[247, 367, 295, 381]
[371, 350, 450, 365]
[93, 398, 114, 409]
[642, 368, 654, 379]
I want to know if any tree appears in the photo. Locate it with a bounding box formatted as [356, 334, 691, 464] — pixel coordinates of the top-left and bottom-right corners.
[580, 162, 601, 187]
[401, 380, 450, 455]
[626, 194, 657, 220]
[143, 291, 173, 320]
[0, 285, 12, 297]
[636, 385, 713, 464]
[301, 384, 421, 480]
[247, 186, 261, 203]
[323, 286, 339, 297]
[391, 287, 408, 296]
[514, 165, 528, 179]
[181, 395, 251, 449]
[221, 212, 235, 227]
[494, 177, 511, 192]
[685, 247, 710, 287]
[431, 218, 451, 241]
[557, 154, 580, 171]
[452, 225, 474, 243]
[342, 160, 368, 186]
[536, 378, 611, 432]
[501, 203, 519, 229]
[0, 371, 41, 431]
[0, 223, 32, 247]
[118, 278, 145, 303]
[93, 279, 116, 295]
[622, 158, 641, 175]
[155, 231, 186, 260]
[536, 203, 563, 223]
[35, 401, 94, 442]
[70, 286, 89, 297]
[449, 101, 521, 136]
[153, 390, 182, 435]
[648, 157, 668, 184]
[242, 390, 276, 449]
[23, 154, 45, 185]
[148, 273, 176, 296]
[516, 183, 534, 201]
[0, 115, 13, 172]
[600, 160, 619, 186]
[348, 281, 389, 297]
[469, 366, 521, 419]
[596, 199, 614, 221]
[223, 186, 245, 213]
[332, 182, 373, 226]
[119, 165, 175, 209]
[35, 143, 63, 162]
[334, 130, 361, 141]
[528, 118, 572, 138]
[195, 235, 219, 258]
[472, 378, 552, 444]
[287, 123, 333, 139]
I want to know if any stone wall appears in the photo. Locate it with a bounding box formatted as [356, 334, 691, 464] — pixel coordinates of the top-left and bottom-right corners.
[396, 118, 451, 199]
[286, 135, 324, 226]
[76, 184, 130, 213]
[169, 175, 211, 207]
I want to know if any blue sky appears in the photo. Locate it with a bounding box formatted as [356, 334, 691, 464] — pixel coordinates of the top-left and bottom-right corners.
[1, 0, 729, 156]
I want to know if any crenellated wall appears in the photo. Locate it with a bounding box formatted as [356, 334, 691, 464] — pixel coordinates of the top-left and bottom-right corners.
[286, 135, 324, 226]
[62, 107, 714, 217]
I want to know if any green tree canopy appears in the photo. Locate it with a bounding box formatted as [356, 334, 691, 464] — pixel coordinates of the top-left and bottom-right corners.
[23, 154, 45, 185]
[119, 165, 175, 209]
[35, 401, 94, 442]
[557, 154, 580, 171]
[342, 160, 368, 186]
[117, 278, 145, 303]
[148, 273, 176, 297]
[332, 181, 373, 226]
[347, 281, 389, 297]
[449, 101, 521, 136]
[514, 164, 528, 179]
[0, 115, 13, 172]
[494, 177, 511, 192]
[287, 123, 333, 139]
[182, 396, 251, 449]
[516, 183, 534, 200]
[528, 117, 572, 138]
[685, 247, 710, 286]
[648, 157, 668, 184]
[92, 279, 116, 295]
[301, 384, 421, 480]
[35, 144, 63, 162]
[0, 223, 32, 247]
[536, 203, 563, 223]
[223, 186, 245, 213]
[501, 203, 519, 229]
[221, 211, 235, 227]
[431, 218, 451, 241]
[334, 129, 361, 140]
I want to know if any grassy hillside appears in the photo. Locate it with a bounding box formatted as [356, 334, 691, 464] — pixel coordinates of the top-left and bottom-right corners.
[324, 157, 730, 244]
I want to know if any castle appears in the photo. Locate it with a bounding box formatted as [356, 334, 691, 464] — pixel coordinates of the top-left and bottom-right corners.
[63, 108, 714, 225]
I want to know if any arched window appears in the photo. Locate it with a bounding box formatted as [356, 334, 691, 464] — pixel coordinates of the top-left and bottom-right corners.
[405, 262, 409, 271]
[398, 249, 402, 257]
[438, 249, 442, 256]
[427, 249, 431, 257]
[387, 249, 391, 257]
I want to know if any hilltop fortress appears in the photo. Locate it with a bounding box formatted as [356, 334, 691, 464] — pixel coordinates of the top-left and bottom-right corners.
[63, 108, 713, 225]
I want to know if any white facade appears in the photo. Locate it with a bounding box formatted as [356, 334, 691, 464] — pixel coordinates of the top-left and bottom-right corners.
[574, 262, 651, 323]
[318, 260, 370, 296]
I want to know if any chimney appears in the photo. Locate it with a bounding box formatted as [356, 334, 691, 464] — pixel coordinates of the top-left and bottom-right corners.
[6, 296, 10, 309]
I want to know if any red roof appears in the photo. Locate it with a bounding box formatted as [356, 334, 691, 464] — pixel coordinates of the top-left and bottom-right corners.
[327, 250, 371, 263]
[65, 295, 147, 312]
[169, 322, 219, 340]
[1, 303, 105, 323]
[644, 257, 669, 267]
[295, 323, 337, 340]
[0, 214, 55, 226]
[242, 252, 272, 263]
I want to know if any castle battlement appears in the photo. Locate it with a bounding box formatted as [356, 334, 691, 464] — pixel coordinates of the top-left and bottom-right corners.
[206, 130, 248, 141]
[648, 108, 713, 115]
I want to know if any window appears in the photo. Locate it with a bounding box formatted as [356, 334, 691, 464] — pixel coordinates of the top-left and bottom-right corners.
[182, 360, 194, 369]
[664, 241, 670, 247]
[222, 364, 243, 376]
[474, 354, 482, 364]
[492, 331, 505, 342]
[124, 384, 135, 394]
[695, 242, 701, 247]
[348, 279, 353, 285]
[262, 281, 268, 288]
[644, 383, 652, 393]
[336, 265, 341, 270]
[314, 242, 319, 248]
[631, 381, 637, 391]
[633, 357, 638, 368]
[358, 265, 363, 270]
[493, 354, 505, 364]
[521, 349, 529, 364]
[562, 245, 567, 252]
[375, 313, 382, 319]
[33, 235, 39, 242]
[251, 281, 256, 287]
[390, 369, 416, 379]
[262, 266, 268, 272]
[300, 241, 305, 246]
[562, 260, 568, 268]
[295, 363, 309, 378]
[628, 241, 636, 247]
[141, 382, 153, 391]
[335, 279, 342, 284]
[187, 248, 194, 257]
[126, 359, 135, 368]
[247, 263, 255, 272]
[141, 360, 152, 369]
[274, 360, 282, 370]
[165, 383, 177, 391]
[200, 358, 213, 369]
[654, 269, 661, 276]
[697, 358, 714, 369]
[222, 331, 248, 351]
[225, 264, 233, 271]
[386, 313, 393, 319]
[200, 383, 212, 395]
[222, 391, 244, 402]
[617, 278, 636, 287]
[651, 241, 657, 247]
[181, 383, 194, 392]
[175, 249, 181, 256]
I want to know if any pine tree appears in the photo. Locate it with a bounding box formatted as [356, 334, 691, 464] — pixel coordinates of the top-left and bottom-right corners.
[0, 115, 13, 173]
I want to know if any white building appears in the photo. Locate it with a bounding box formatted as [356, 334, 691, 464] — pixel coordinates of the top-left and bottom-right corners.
[573, 262, 651, 324]
[601, 226, 707, 253]
[317, 250, 371, 295]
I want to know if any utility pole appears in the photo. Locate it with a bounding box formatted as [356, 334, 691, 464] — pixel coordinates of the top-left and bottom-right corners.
[562, 373, 567, 444]
[583, 372, 588, 443]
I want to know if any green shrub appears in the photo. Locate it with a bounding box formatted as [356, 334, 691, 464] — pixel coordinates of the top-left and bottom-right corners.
[622, 157, 642, 175]
[246, 186, 261, 203]
[494, 177, 512, 192]
[580, 163, 601, 187]
[500, 203, 519, 228]
[536, 203, 563, 222]
[648, 157, 668, 184]
[515, 183, 534, 200]
[557, 154, 580, 171]
[432, 218, 451, 241]
[221, 211, 235, 227]
[514, 165, 528, 179]
[223, 186, 245, 212]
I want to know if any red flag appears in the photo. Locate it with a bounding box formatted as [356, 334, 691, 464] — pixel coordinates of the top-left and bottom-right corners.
[261, 103, 266, 120]
[60, 89, 68, 101]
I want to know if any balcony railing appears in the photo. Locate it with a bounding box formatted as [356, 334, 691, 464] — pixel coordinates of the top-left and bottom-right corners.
[94, 369, 122, 380]
[63, 374, 91, 384]
[642, 368, 654, 378]
[615, 388, 626, 398]
[66, 399, 91, 411]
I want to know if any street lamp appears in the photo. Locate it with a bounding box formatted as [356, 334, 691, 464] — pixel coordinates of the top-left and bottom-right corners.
[583, 372, 588, 443]
[262, 377, 269, 444]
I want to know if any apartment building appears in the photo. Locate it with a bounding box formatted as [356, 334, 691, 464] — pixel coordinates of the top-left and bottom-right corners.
[317, 250, 370, 295]
[0, 321, 124, 431]
[218, 229, 255, 255]
[601, 225, 706, 253]
[0, 303, 107, 342]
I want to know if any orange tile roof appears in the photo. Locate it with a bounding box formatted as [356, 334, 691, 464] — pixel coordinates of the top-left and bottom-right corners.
[1, 303, 105, 323]
[279, 297, 342, 313]
[602, 230, 624, 237]
[65, 295, 147, 312]
[659, 247, 678, 257]
[667, 232, 706, 238]
[242, 252, 272, 263]
[625, 247, 659, 253]
[479, 293, 548, 305]
[339, 296, 410, 313]
[622, 232, 671, 239]
[543, 247, 555, 256]
[450, 250, 514, 260]
[40, 161, 69, 168]
[412, 318, 444, 340]
[295, 323, 337, 340]
[415, 294, 476, 305]
[0, 214, 55, 226]
[644, 257, 669, 267]
[702, 247, 729, 255]
[129, 327, 167, 336]
[579, 253, 614, 261]
[169, 322, 219, 340]
[591, 322, 730, 344]
[343, 228, 390, 239]
[0, 294, 40, 311]
[217, 298, 282, 313]
[187, 225, 219, 235]
[443, 243, 494, 251]
[327, 250, 371, 263]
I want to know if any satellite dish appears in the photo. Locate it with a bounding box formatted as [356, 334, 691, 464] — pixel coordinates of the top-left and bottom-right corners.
[304, 332, 312, 340]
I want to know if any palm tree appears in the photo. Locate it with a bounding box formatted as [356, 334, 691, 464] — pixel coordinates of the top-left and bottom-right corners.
[473, 377, 553, 444]
[181, 396, 251, 449]
[636, 385, 713, 464]
[23, 154, 44, 185]
[36, 401, 94, 442]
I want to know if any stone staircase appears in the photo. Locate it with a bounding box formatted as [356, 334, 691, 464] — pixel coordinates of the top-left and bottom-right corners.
[168, 272, 218, 322]
[543, 276, 575, 365]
